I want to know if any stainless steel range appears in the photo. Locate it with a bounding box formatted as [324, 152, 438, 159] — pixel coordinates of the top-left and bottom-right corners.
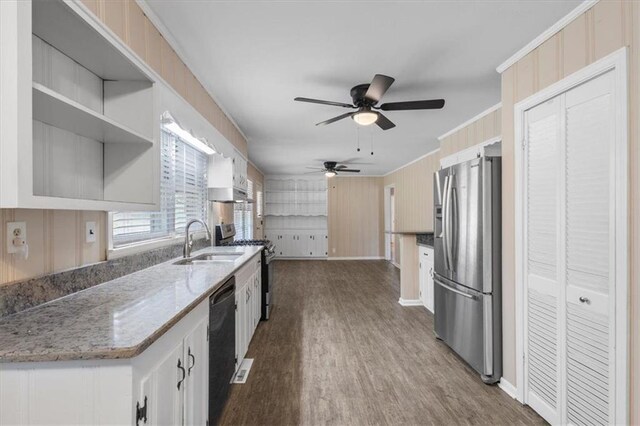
[215, 224, 276, 320]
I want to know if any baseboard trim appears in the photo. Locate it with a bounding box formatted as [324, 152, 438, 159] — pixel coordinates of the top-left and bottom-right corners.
[391, 261, 400, 269]
[327, 256, 385, 260]
[498, 377, 518, 401]
[398, 298, 423, 307]
[275, 257, 327, 260]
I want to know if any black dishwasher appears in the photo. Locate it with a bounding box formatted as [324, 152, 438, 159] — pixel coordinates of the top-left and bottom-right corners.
[208, 276, 236, 425]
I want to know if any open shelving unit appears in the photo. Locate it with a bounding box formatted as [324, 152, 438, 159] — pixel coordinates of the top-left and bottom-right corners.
[32, 83, 154, 146]
[264, 178, 328, 258]
[0, 0, 159, 211]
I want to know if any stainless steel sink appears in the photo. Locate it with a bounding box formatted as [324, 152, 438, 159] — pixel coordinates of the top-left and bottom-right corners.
[173, 252, 242, 265]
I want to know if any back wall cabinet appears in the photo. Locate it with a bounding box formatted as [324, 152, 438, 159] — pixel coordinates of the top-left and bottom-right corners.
[0, 0, 159, 211]
[264, 177, 328, 258]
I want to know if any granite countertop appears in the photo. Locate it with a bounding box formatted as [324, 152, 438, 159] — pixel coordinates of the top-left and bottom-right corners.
[416, 233, 434, 248]
[0, 246, 262, 363]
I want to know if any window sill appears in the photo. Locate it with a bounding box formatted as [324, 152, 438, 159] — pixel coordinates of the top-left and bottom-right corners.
[108, 231, 208, 260]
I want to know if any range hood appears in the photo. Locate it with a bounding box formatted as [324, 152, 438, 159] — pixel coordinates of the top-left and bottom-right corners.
[208, 187, 247, 203]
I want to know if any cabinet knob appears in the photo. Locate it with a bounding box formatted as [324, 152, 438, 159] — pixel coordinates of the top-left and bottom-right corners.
[579, 296, 590, 304]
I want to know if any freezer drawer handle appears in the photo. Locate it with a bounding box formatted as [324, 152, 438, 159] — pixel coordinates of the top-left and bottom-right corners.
[434, 277, 475, 300]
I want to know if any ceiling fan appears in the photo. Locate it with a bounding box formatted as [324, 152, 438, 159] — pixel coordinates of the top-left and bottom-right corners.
[294, 74, 445, 130]
[306, 161, 360, 177]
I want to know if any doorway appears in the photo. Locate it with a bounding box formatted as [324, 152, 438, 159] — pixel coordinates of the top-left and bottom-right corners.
[384, 184, 397, 266]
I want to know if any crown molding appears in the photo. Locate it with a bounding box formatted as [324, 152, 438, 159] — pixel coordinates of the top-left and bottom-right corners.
[136, 0, 250, 146]
[496, 0, 599, 74]
[437, 102, 501, 141]
[383, 148, 441, 177]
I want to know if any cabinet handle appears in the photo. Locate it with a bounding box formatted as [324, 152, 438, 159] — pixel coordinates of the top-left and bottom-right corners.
[177, 358, 186, 389]
[579, 296, 591, 304]
[188, 347, 195, 376]
[136, 396, 148, 425]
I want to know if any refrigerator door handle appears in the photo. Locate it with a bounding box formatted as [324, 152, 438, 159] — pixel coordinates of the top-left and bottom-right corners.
[434, 275, 476, 300]
[445, 175, 455, 272]
[450, 185, 458, 270]
[441, 175, 450, 271]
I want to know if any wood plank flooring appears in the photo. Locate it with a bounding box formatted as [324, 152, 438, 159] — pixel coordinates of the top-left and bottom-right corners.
[219, 260, 544, 425]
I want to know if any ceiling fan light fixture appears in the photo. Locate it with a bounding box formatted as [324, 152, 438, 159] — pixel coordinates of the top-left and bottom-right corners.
[325, 170, 336, 178]
[352, 110, 378, 126]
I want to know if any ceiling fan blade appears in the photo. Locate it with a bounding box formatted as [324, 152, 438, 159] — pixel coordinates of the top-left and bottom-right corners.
[316, 112, 354, 127]
[338, 169, 360, 172]
[335, 165, 348, 169]
[305, 166, 325, 169]
[379, 99, 445, 111]
[375, 113, 396, 130]
[364, 74, 395, 104]
[303, 170, 322, 174]
[294, 97, 355, 108]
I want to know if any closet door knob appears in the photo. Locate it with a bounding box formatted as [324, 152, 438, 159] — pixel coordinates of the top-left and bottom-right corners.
[579, 296, 590, 304]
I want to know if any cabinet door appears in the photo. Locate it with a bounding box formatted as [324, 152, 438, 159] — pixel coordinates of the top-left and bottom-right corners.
[141, 341, 184, 426]
[184, 318, 208, 426]
[418, 249, 426, 305]
[424, 249, 434, 313]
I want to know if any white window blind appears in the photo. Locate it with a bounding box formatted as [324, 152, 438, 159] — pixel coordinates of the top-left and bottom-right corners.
[234, 180, 254, 240]
[112, 129, 208, 246]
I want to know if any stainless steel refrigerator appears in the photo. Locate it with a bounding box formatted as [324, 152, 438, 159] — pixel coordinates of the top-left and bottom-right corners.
[433, 156, 501, 384]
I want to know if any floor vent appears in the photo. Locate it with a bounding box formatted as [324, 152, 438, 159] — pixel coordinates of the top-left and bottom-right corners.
[232, 358, 254, 384]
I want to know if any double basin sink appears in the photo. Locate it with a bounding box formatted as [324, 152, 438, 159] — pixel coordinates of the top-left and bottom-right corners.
[174, 252, 243, 266]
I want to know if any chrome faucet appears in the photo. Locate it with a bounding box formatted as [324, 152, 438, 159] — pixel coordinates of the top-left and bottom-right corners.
[183, 219, 212, 258]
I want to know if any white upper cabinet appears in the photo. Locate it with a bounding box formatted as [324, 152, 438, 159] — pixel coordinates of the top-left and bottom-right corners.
[0, 0, 159, 211]
[208, 149, 248, 193]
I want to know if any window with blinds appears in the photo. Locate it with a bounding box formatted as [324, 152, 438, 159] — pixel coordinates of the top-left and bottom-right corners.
[112, 129, 208, 247]
[234, 179, 254, 240]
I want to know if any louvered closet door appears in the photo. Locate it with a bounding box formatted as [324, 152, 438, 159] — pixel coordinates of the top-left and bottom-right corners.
[524, 96, 563, 424]
[563, 70, 615, 425]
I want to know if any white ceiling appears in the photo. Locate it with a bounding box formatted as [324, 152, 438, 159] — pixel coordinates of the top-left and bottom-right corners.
[145, 0, 581, 176]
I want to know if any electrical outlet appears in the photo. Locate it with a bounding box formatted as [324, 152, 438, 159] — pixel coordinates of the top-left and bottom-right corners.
[7, 222, 26, 254]
[86, 221, 97, 243]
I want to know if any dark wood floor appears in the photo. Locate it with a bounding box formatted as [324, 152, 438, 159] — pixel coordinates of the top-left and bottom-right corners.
[220, 260, 544, 426]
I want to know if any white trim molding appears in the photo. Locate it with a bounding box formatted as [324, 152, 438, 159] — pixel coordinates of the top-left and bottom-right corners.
[498, 378, 519, 401]
[514, 46, 628, 423]
[328, 256, 385, 261]
[398, 298, 423, 307]
[135, 0, 250, 147]
[384, 148, 440, 177]
[496, 0, 599, 73]
[437, 103, 501, 141]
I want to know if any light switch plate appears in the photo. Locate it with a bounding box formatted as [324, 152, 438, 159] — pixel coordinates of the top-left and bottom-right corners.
[7, 222, 26, 254]
[86, 221, 96, 243]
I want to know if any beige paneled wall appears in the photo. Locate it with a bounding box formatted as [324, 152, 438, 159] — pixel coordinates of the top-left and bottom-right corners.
[327, 177, 384, 258]
[80, 0, 248, 156]
[499, 1, 639, 421]
[439, 107, 501, 158]
[383, 151, 440, 233]
[0, 210, 106, 285]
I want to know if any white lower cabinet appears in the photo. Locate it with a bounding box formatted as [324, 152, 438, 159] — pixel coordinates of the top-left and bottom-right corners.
[134, 307, 209, 426]
[266, 231, 328, 258]
[418, 246, 434, 313]
[235, 254, 262, 368]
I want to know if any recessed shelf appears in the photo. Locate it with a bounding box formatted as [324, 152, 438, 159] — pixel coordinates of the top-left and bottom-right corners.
[33, 83, 154, 146]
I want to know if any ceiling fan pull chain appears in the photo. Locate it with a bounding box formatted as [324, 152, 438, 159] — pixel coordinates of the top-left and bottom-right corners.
[370, 129, 374, 156]
[356, 126, 361, 152]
